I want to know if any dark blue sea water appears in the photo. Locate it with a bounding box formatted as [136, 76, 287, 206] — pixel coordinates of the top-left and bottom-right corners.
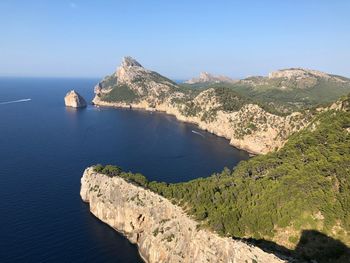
[0, 78, 249, 262]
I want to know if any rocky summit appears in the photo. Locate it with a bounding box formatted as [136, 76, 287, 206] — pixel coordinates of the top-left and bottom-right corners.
[268, 68, 346, 82]
[185, 72, 237, 84]
[64, 90, 87, 108]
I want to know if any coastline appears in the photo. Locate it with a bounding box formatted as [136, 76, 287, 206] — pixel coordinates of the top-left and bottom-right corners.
[92, 96, 298, 155]
[92, 100, 257, 155]
[81, 167, 287, 263]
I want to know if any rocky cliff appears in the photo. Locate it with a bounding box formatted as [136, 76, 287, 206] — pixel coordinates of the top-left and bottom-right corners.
[93, 57, 315, 154]
[80, 167, 287, 263]
[64, 90, 87, 108]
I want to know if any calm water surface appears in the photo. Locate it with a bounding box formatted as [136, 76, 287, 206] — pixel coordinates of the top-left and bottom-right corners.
[0, 78, 249, 262]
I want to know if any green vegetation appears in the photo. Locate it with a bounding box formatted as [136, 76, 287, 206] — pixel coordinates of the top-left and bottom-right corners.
[151, 110, 350, 247]
[101, 84, 138, 103]
[181, 101, 202, 117]
[214, 87, 251, 112]
[184, 76, 350, 115]
[99, 74, 118, 89]
[94, 164, 148, 186]
[93, 104, 350, 260]
[93, 62, 350, 260]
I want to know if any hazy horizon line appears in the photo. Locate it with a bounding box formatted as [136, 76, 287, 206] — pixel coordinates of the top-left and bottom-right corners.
[1, 65, 350, 81]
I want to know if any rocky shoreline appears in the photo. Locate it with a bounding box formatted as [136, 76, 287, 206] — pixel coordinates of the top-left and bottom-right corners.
[92, 95, 307, 155]
[81, 167, 287, 263]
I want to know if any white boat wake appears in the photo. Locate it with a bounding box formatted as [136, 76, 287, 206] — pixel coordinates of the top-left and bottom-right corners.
[192, 130, 205, 137]
[0, 98, 32, 105]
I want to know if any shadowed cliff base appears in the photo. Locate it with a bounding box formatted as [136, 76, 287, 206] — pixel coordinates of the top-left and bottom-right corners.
[243, 230, 350, 263]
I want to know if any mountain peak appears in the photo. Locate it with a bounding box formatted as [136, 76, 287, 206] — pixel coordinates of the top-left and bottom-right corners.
[121, 56, 143, 68]
[268, 68, 331, 80]
[185, 72, 236, 84]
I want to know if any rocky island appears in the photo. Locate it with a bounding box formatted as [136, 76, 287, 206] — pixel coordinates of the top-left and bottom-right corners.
[64, 90, 87, 108]
[81, 167, 286, 263]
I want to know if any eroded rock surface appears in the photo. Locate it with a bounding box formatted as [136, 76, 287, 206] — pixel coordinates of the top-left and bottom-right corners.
[185, 72, 237, 84]
[81, 167, 287, 263]
[64, 90, 87, 108]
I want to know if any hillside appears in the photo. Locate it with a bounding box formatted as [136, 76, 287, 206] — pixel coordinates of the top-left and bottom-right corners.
[95, 56, 179, 104]
[93, 57, 318, 154]
[93, 94, 350, 262]
[184, 68, 350, 114]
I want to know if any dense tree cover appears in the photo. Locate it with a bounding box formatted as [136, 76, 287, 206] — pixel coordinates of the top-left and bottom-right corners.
[94, 107, 350, 260]
[214, 87, 251, 112]
[94, 164, 148, 186]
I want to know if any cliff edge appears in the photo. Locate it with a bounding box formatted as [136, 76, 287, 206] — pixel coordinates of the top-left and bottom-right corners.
[64, 90, 87, 108]
[80, 167, 286, 263]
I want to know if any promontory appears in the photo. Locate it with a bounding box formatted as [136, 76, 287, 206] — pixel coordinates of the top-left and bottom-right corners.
[81, 166, 286, 263]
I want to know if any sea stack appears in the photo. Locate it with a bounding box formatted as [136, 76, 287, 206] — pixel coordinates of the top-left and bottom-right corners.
[64, 90, 87, 108]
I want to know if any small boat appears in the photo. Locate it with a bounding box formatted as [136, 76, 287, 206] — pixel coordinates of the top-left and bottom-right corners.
[191, 130, 205, 137]
[0, 98, 31, 105]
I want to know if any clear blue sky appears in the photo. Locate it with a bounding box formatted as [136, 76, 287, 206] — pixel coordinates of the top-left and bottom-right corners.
[0, 0, 349, 79]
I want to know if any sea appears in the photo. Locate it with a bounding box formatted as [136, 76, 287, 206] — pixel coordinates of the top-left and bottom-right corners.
[0, 77, 249, 262]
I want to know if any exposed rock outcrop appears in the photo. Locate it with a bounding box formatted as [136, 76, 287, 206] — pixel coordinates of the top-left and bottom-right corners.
[64, 90, 87, 108]
[268, 68, 346, 82]
[185, 72, 237, 84]
[81, 167, 287, 263]
[266, 68, 347, 89]
[93, 94, 311, 154]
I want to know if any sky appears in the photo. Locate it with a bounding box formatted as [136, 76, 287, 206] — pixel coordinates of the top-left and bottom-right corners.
[0, 0, 349, 79]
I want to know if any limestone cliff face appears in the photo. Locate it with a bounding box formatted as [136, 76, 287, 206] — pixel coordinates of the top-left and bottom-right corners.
[93, 94, 310, 154]
[81, 167, 286, 263]
[64, 90, 87, 108]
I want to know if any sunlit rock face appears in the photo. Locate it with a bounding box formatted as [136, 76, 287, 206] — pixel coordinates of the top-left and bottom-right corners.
[185, 72, 237, 84]
[80, 167, 287, 263]
[64, 90, 87, 108]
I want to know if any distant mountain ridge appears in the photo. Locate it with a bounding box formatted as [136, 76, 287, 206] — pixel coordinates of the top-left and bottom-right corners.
[185, 72, 237, 84]
[240, 67, 350, 91]
[268, 68, 348, 82]
[185, 67, 349, 87]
